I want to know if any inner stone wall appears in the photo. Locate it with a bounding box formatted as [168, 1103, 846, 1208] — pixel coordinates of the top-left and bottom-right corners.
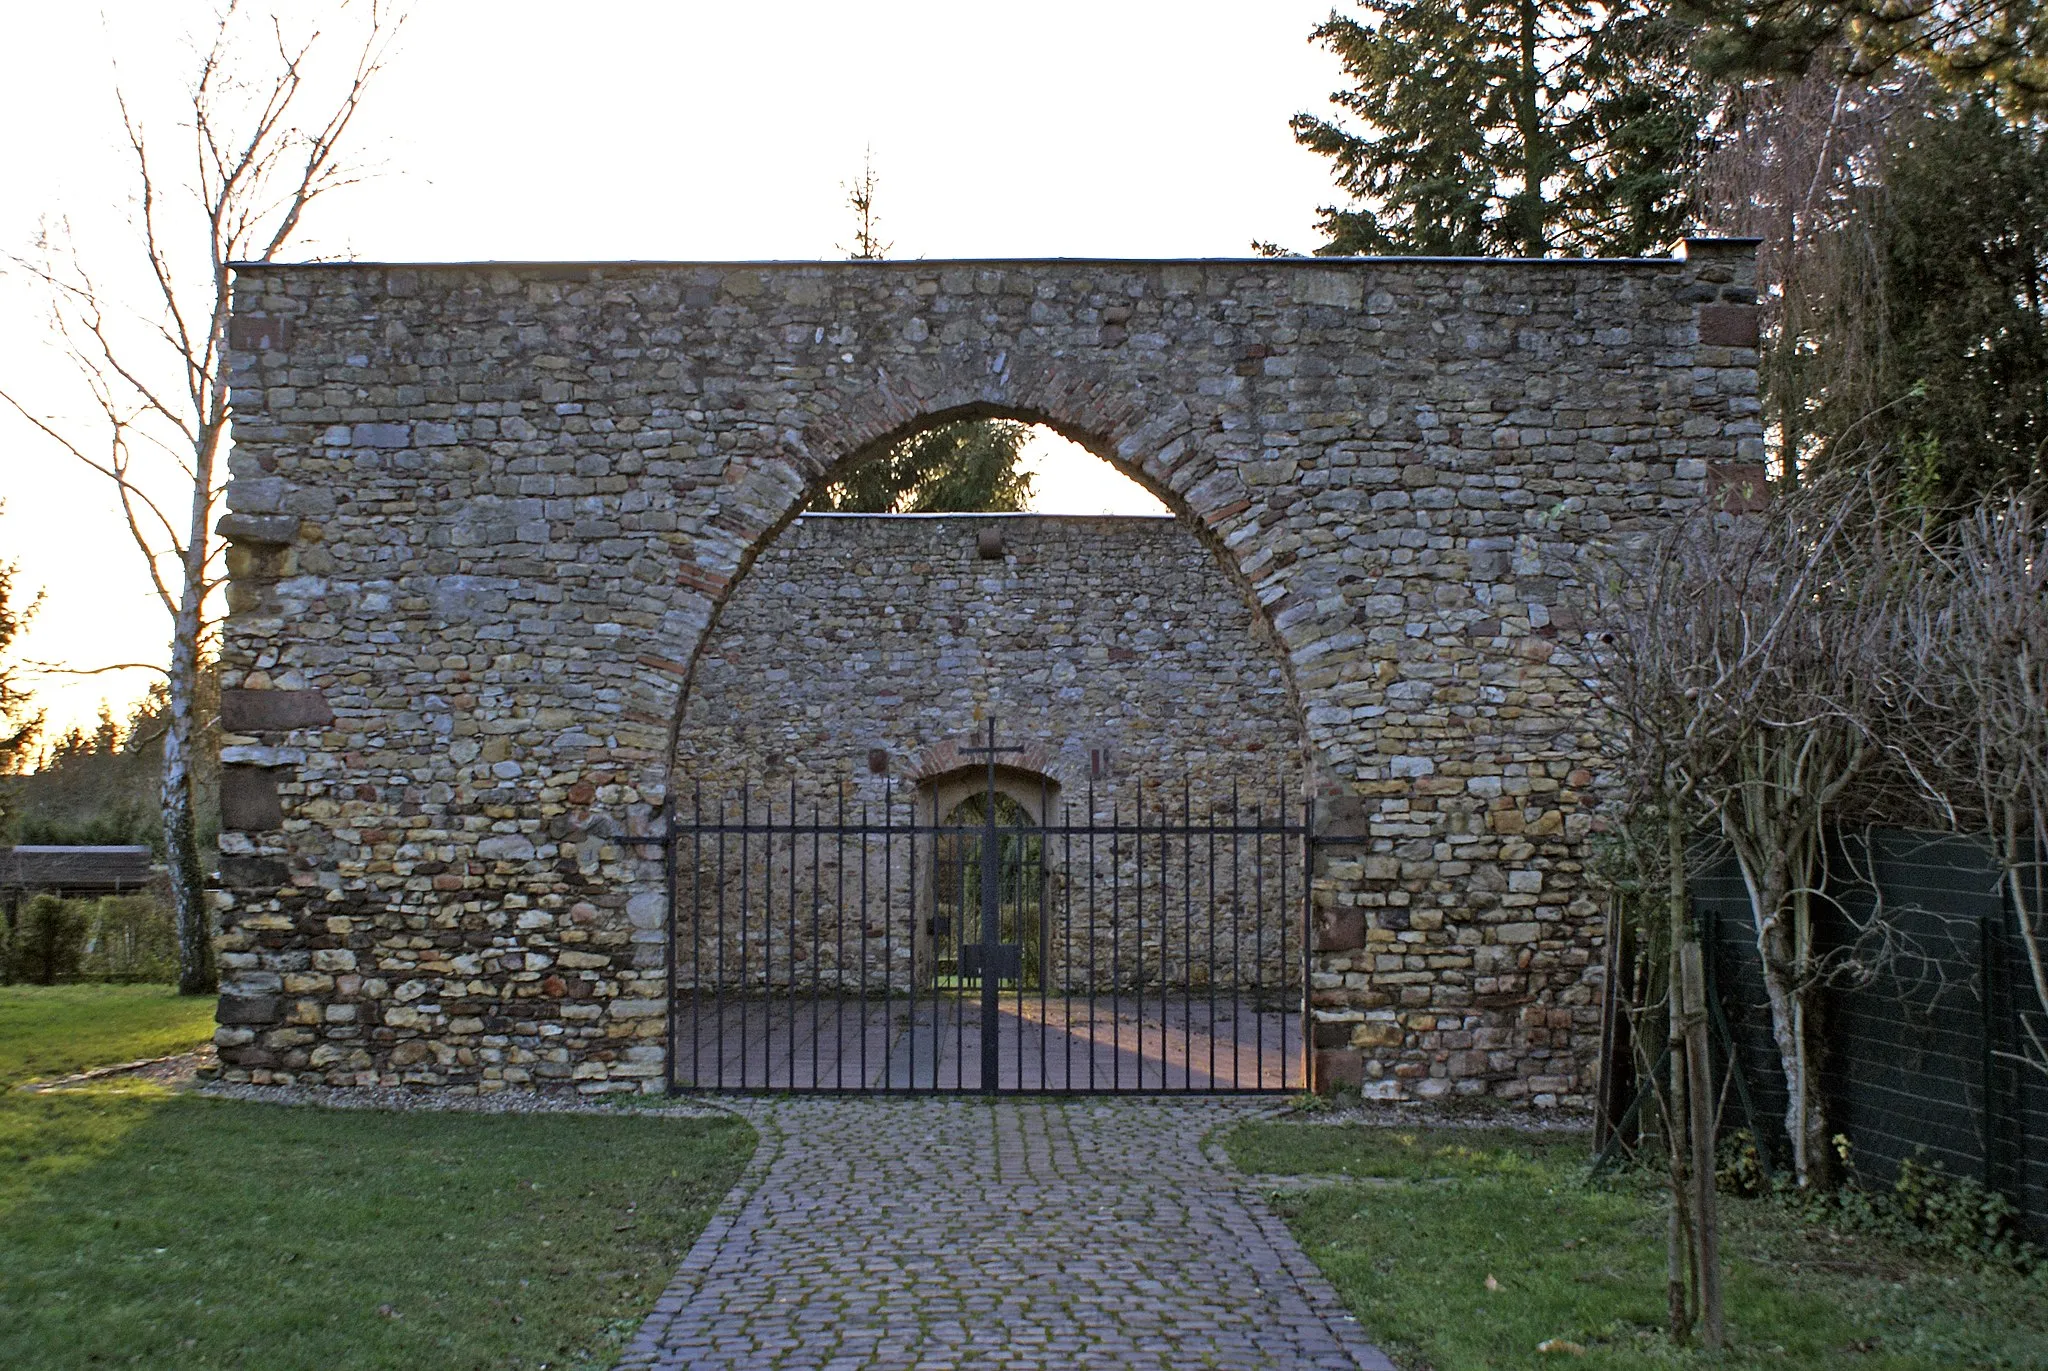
[674, 510, 1306, 1005]
[678, 511, 1302, 810]
[210, 245, 1762, 1102]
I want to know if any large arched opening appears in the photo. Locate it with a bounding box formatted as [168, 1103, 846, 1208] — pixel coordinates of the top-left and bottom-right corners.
[662, 407, 1316, 1094]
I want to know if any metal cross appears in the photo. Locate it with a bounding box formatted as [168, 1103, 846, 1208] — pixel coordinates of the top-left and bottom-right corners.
[959, 716, 1023, 1093]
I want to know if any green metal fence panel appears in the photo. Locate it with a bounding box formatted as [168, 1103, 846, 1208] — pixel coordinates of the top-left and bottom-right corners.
[1700, 829, 2046, 1244]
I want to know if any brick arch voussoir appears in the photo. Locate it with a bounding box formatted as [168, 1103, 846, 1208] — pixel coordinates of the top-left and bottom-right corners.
[909, 738, 1074, 792]
[658, 348, 1324, 809]
[799, 358, 1137, 480]
[788, 360, 1290, 695]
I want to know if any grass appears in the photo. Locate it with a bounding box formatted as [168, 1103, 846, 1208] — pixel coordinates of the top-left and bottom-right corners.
[0, 984, 218, 1084]
[1231, 1121, 1589, 1182]
[1226, 1119, 2048, 1370]
[0, 984, 755, 1369]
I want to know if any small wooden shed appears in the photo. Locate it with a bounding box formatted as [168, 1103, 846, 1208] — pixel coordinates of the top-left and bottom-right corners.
[0, 846, 159, 923]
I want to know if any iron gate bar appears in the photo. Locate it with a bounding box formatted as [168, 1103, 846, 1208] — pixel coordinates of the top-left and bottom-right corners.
[1090, 779, 1101, 1093]
[1282, 794, 1292, 1093]
[735, 786, 746, 1091]
[808, 793, 819, 1091]
[1198, 790, 1211, 1086]
[1044, 778, 1055, 1087]
[1064, 793, 1075, 1091]
[785, 779, 797, 1091]
[1115, 797, 1128, 1091]
[1170, 795, 1180, 1087]
[1245, 795, 1261, 1082]
[857, 794, 867, 1090]
[1300, 799, 1311, 1090]
[1220, 778, 1236, 1090]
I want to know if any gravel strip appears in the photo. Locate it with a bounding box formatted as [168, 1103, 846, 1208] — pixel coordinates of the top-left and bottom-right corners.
[1280, 1099, 1596, 1134]
[18, 1046, 219, 1093]
[194, 1079, 735, 1119]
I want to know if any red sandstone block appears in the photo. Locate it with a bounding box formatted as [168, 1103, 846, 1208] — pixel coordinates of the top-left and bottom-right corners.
[1698, 304, 1760, 348]
[1314, 1049, 1363, 1093]
[1314, 910, 1367, 952]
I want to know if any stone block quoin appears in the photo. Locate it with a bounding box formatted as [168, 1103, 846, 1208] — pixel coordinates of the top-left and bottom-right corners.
[211, 244, 1760, 1102]
[219, 766, 284, 831]
[220, 688, 333, 732]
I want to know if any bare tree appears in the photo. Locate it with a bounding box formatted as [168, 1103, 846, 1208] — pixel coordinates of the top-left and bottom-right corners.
[1598, 529, 1749, 1346]
[1697, 67, 1929, 478]
[0, 1, 404, 994]
[1704, 484, 1929, 1190]
[0, 504, 42, 786]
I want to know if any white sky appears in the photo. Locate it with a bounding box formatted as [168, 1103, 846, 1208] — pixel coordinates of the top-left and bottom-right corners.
[0, 0, 1344, 739]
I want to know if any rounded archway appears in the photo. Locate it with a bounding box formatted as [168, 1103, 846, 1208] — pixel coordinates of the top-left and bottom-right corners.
[663, 405, 1317, 1094]
[661, 398, 1320, 796]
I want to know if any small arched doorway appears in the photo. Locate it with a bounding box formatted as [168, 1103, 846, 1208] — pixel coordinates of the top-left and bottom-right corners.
[922, 772, 1056, 992]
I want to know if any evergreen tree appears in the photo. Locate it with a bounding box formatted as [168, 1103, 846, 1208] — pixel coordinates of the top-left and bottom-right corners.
[7, 672, 218, 853]
[1880, 98, 2048, 496]
[1694, 68, 1916, 481]
[1291, 1, 1706, 257]
[0, 504, 40, 781]
[1683, 1, 2048, 113]
[813, 419, 1036, 513]
[839, 145, 892, 261]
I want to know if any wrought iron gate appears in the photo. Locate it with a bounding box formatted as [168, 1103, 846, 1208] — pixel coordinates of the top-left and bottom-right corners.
[664, 723, 1311, 1094]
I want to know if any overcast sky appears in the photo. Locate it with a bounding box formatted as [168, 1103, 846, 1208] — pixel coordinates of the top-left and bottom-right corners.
[0, 0, 1346, 739]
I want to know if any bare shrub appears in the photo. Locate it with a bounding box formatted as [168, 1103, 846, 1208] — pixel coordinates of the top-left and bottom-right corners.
[1599, 477, 1929, 1200]
[1896, 495, 2048, 1076]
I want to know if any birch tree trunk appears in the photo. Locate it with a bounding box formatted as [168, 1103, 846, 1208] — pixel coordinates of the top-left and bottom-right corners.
[1722, 727, 1858, 1190]
[166, 427, 218, 993]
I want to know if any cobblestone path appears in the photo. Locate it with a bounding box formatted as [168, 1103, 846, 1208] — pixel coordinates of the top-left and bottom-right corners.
[618, 1097, 1393, 1370]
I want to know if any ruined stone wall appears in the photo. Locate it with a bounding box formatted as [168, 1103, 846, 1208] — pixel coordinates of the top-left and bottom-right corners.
[212, 246, 1761, 1101]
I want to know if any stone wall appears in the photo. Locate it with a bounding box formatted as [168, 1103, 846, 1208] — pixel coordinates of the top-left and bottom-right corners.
[212, 244, 1761, 1101]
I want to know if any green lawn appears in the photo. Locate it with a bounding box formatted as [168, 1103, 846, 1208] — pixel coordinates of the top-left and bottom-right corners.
[0, 984, 219, 1084]
[1227, 1120, 2048, 1371]
[0, 984, 754, 1369]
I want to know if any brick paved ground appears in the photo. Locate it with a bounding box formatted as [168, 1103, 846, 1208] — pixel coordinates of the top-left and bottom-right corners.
[618, 1097, 1393, 1370]
[673, 996, 1303, 1093]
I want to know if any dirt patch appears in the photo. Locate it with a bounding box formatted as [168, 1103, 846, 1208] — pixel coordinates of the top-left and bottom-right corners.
[18, 1044, 218, 1093]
